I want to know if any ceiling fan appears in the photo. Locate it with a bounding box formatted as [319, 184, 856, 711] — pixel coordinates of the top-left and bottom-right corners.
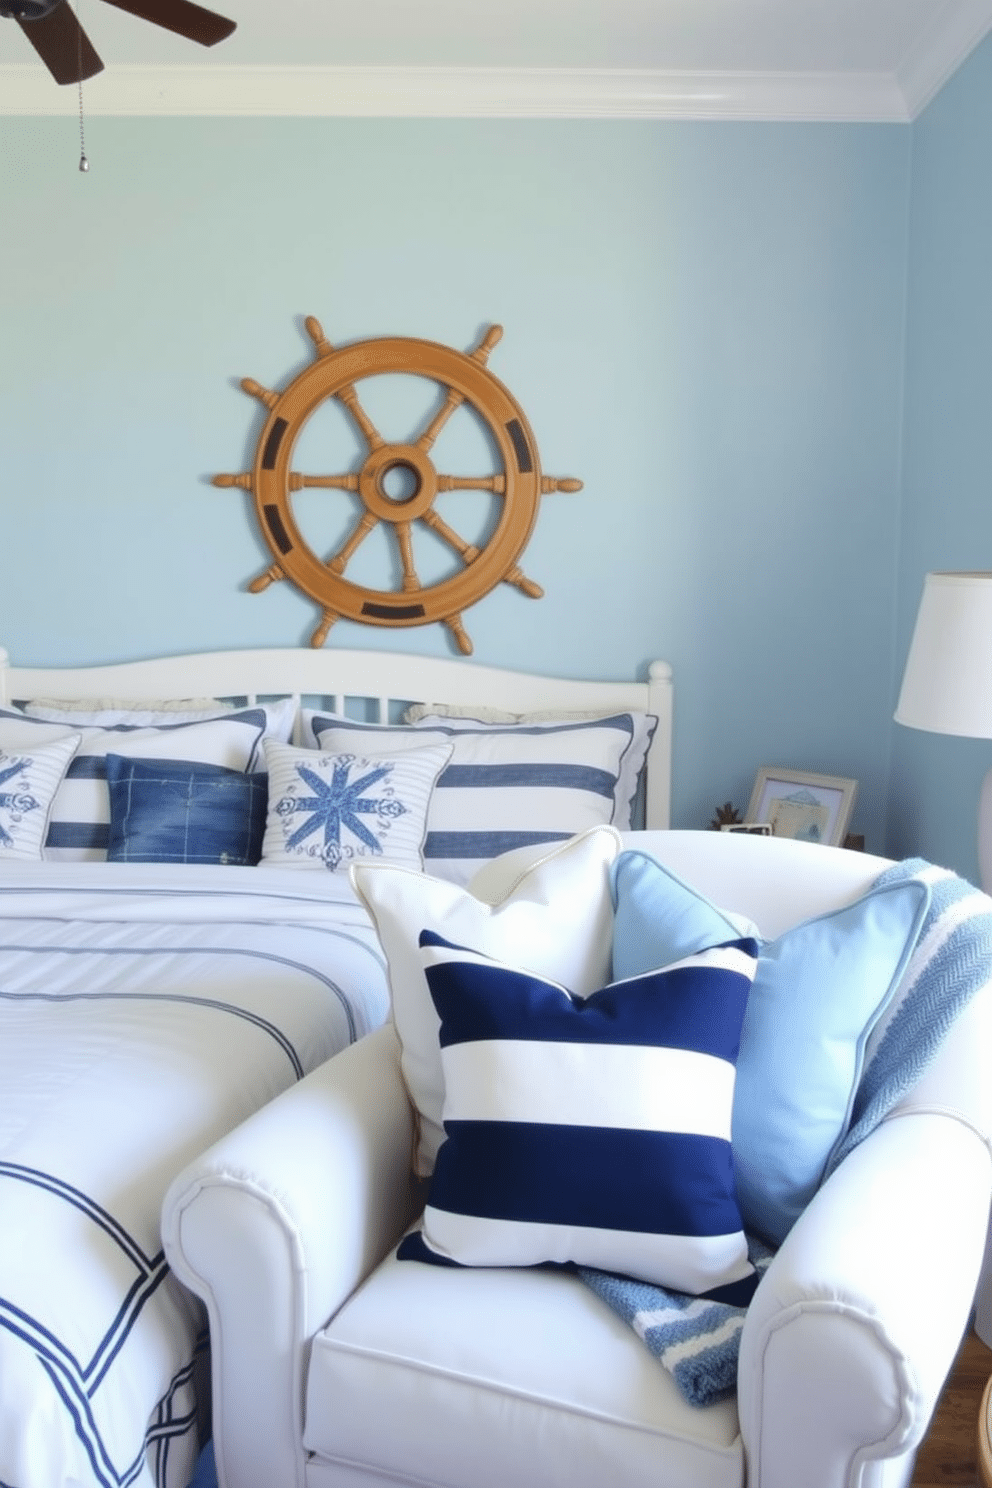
[0, 0, 236, 85]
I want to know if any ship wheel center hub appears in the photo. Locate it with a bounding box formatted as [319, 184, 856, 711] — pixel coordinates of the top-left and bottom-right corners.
[359, 444, 437, 521]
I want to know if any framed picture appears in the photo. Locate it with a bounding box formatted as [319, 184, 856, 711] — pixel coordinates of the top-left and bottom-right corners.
[745, 768, 858, 848]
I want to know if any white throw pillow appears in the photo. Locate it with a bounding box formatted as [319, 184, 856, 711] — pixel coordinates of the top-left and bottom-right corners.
[261, 739, 452, 873]
[350, 825, 622, 1175]
[0, 735, 80, 860]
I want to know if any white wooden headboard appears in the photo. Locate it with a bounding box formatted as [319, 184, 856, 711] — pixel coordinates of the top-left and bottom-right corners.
[0, 647, 673, 830]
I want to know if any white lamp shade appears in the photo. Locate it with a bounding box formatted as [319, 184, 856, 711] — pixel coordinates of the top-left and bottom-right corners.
[895, 572, 992, 740]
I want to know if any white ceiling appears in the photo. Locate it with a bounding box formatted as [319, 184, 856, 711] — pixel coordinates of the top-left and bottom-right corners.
[3, 0, 992, 119]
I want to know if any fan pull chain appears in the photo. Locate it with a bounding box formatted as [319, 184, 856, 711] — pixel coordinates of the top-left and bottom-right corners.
[78, 83, 88, 171]
[76, 2, 88, 171]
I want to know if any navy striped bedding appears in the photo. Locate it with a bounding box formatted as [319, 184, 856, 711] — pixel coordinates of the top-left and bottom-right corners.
[0, 862, 390, 1488]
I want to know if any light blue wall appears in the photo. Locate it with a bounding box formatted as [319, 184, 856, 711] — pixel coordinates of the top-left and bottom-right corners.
[891, 35, 992, 884]
[1, 113, 911, 845]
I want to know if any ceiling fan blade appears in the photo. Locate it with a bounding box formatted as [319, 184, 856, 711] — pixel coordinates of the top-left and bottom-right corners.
[16, 5, 104, 84]
[98, 0, 235, 47]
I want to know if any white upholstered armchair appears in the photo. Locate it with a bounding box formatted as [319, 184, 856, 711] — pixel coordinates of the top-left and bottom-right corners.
[162, 830, 992, 1488]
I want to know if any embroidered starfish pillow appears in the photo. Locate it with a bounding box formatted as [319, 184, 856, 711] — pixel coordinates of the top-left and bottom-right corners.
[0, 736, 81, 860]
[261, 739, 453, 872]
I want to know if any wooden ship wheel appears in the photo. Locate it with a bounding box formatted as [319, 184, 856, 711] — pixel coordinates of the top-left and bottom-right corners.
[215, 319, 582, 653]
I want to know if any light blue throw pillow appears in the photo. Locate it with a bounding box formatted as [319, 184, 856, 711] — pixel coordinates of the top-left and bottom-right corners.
[611, 850, 759, 976]
[399, 927, 760, 1296]
[609, 850, 930, 1246]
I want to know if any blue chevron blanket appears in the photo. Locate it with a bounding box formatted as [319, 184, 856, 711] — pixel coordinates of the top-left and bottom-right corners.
[580, 859, 992, 1407]
[579, 1239, 775, 1407]
[826, 859, 992, 1171]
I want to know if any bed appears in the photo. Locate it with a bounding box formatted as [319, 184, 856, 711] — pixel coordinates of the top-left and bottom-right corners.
[0, 644, 673, 1488]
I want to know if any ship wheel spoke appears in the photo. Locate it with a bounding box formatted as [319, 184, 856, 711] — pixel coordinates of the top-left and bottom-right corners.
[419, 510, 542, 598]
[416, 386, 466, 453]
[311, 610, 340, 648]
[436, 474, 507, 494]
[414, 325, 504, 453]
[445, 615, 473, 656]
[420, 508, 481, 566]
[248, 561, 285, 593]
[393, 521, 422, 593]
[335, 382, 386, 452]
[504, 565, 544, 598]
[325, 512, 380, 576]
[304, 315, 386, 452]
[291, 472, 360, 492]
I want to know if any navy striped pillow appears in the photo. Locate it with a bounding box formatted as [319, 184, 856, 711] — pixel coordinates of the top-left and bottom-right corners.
[305, 712, 644, 887]
[399, 930, 759, 1295]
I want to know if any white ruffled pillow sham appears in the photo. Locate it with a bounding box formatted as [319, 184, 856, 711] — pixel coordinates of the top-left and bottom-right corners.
[24, 698, 234, 724]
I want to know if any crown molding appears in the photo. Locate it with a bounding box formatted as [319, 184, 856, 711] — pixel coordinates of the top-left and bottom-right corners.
[896, 0, 992, 117]
[8, 0, 992, 131]
[0, 63, 912, 122]
[5, 1, 992, 121]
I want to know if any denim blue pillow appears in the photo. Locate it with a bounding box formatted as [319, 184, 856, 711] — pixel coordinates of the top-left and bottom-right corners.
[609, 850, 930, 1245]
[105, 755, 267, 866]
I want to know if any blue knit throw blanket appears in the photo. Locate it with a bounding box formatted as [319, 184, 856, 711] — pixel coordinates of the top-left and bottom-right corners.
[579, 859, 992, 1408]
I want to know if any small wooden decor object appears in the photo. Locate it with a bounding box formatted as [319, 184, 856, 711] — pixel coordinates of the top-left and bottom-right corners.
[980, 1370, 992, 1488]
[215, 319, 582, 653]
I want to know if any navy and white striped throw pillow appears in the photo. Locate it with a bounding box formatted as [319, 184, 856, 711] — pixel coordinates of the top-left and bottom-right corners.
[399, 930, 759, 1296]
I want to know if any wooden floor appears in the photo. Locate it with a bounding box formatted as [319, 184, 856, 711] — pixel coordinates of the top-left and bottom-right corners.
[911, 1330, 992, 1488]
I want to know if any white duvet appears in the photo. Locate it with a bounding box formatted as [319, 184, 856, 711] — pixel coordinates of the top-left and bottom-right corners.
[0, 862, 391, 1488]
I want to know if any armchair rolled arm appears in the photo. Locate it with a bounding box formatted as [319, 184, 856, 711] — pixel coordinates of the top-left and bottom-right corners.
[162, 1024, 425, 1488]
[739, 1109, 992, 1488]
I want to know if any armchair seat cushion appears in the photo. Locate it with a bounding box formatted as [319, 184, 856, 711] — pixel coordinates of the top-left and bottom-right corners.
[306, 1244, 742, 1488]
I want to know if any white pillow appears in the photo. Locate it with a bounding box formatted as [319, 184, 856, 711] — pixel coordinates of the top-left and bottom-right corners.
[350, 824, 622, 1175]
[0, 735, 80, 860]
[403, 703, 610, 723]
[261, 739, 452, 873]
[25, 698, 234, 724]
[306, 710, 643, 886]
[0, 700, 295, 861]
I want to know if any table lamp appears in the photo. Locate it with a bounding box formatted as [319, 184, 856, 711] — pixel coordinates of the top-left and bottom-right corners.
[894, 571, 992, 891]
